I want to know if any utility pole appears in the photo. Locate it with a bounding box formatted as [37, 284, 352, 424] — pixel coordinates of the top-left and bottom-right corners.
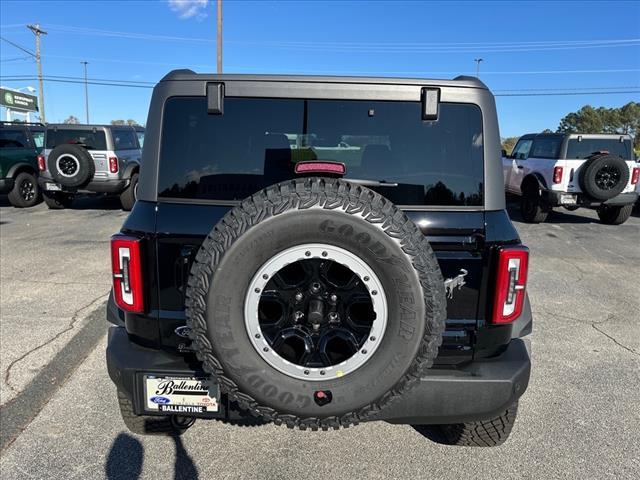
[474, 58, 483, 78]
[81, 61, 89, 123]
[27, 24, 47, 123]
[217, 0, 223, 73]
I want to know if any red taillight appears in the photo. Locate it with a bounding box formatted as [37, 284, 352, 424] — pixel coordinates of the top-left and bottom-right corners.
[111, 235, 144, 313]
[553, 166, 563, 184]
[631, 167, 640, 185]
[492, 247, 529, 324]
[109, 157, 119, 173]
[37, 155, 46, 171]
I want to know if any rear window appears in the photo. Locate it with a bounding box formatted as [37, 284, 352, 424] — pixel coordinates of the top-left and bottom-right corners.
[158, 97, 484, 206]
[46, 129, 107, 150]
[566, 138, 633, 159]
[112, 129, 138, 150]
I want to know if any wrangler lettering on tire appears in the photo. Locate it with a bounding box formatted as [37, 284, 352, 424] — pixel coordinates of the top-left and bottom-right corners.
[185, 178, 446, 430]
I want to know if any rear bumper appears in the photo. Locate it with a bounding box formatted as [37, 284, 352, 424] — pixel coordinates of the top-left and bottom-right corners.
[38, 175, 129, 194]
[106, 324, 531, 425]
[0, 178, 14, 193]
[546, 190, 638, 207]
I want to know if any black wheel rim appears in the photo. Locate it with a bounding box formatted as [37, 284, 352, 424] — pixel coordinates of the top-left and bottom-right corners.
[58, 156, 78, 176]
[594, 165, 620, 191]
[257, 258, 376, 370]
[19, 179, 35, 201]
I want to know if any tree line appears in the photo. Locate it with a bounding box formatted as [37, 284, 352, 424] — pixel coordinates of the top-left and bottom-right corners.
[62, 115, 140, 126]
[502, 101, 640, 154]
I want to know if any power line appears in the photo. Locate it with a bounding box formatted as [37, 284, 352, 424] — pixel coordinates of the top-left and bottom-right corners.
[1, 76, 638, 97]
[24, 23, 640, 52]
[0, 36, 35, 57]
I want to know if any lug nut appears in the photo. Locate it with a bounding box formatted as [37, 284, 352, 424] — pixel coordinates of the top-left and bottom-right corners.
[310, 282, 321, 294]
[329, 294, 338, 304]
[294, 311, 304, 322]
[295, 292, 304, 302]
[328, 312, 339, 322]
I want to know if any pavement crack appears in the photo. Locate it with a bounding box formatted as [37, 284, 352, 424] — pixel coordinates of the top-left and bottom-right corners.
[592, 315, 639, 357]
[2, 293, 108, 393]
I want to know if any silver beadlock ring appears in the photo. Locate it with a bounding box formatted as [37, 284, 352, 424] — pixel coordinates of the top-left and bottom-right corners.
[244, 243, 387, 381]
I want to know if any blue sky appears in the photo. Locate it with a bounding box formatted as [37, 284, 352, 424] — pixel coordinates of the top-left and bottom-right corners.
[0, 0, 638, 137]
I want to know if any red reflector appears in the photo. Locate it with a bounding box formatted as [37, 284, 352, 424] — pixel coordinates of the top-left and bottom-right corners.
[632, 167, 640, 185]
[111, 235, 144, 313]
[109, 157, 119, 173]
[553, 166, 563, 184]
[492, 247, 529, 324]
[37, 155, 46, 171]
[295, 161, 346, 175]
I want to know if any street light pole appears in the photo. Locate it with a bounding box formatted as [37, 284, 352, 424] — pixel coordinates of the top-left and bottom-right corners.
[81, 61, 89, 124]
[474, 58, 483, 78]
[27, 24, 47, 123]
[217, 0, 223, 73]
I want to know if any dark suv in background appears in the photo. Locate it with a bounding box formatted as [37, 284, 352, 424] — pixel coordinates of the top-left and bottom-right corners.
[0, 121, 44, 208]
[107, 71, 532, 446]
[38, 124, 144, 210]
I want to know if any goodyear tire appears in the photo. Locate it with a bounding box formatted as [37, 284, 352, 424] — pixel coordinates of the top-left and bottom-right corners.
[579, 153, 629, 201]
[186, 178, 446, 430]
[47, 144, 95, 188]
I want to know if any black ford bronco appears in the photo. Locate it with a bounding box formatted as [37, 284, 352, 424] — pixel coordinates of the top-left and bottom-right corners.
[106, 71, 532, 446]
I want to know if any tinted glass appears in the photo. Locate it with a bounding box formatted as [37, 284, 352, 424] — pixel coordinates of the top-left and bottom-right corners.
[30, 130, 44, 148]
[158, 97, 484, 206]
[112, 129, 138, 150]
[511, 139, 532, 160]
[136, 131, 145, 148]
[46, 129, 107, 150]
[530, 136, 562, 159]
[566, 138, 633, 159]
[0, 129, 29, 149]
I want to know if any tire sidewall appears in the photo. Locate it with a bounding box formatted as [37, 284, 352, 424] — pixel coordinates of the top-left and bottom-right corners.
[9, 172, 40, 207]
[48, 144, 95, 188]
[202, 208, 429, 418]
[580, 155, 629, 201]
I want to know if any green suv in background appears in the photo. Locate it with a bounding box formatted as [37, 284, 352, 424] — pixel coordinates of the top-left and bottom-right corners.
[0, 121, 44, 208]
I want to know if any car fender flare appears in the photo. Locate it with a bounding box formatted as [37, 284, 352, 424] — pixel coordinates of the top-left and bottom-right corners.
[122, 162, 140, 179]
[521, 173, 548, 193]
[7, 162, 37, 178]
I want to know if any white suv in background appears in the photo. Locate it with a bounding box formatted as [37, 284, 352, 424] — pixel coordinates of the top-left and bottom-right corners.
[503, 133, 638, 224]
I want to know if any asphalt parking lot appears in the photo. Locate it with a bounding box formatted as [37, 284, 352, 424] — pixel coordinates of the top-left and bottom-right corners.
[0, 196, 639, 480]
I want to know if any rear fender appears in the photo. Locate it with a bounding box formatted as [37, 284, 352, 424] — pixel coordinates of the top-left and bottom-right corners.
[7, 162, 37, 178]
[122, 162, 140, 179]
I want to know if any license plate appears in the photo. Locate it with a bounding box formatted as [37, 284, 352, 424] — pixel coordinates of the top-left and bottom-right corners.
[560, 194, 577, 205]
[144, 376, 220, 414]
[45, 183, 61, 191]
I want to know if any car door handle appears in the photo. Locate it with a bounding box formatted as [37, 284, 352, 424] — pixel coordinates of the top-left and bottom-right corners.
[517, 165, 524, 169]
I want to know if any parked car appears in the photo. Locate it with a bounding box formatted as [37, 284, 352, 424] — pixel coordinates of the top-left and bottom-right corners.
[106, 70, 532, 445]
[0, 121, 44, 208]
[503, 133, 639, 224]
[37, 124, 144, 210]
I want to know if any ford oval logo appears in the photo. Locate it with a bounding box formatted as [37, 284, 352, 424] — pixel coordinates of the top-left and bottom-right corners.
[174, 326, 192, 338]
[151, 396, 171, 405]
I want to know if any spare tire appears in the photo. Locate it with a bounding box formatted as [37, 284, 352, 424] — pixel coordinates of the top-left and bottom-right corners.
[186, 178, 446, 430]
[579, 153, 629, 201]
[47, 144, 95, 188]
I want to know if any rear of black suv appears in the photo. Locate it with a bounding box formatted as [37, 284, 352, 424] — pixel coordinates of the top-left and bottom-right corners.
[106, 71, 532, 445]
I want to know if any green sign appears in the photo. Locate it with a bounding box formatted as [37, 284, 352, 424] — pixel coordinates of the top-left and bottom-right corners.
[0, 88, 38, 112]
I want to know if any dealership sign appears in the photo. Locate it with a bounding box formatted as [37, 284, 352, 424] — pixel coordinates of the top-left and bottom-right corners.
[0, 88, 39, 112]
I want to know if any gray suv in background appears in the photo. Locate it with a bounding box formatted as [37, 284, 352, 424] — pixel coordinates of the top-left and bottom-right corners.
[38, 124, 144, 210]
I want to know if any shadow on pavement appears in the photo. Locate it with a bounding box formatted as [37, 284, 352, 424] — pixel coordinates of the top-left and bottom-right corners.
[0, 193, 123, 211]
[506, 203, 598, 225]
[105, 432, 199, 480]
